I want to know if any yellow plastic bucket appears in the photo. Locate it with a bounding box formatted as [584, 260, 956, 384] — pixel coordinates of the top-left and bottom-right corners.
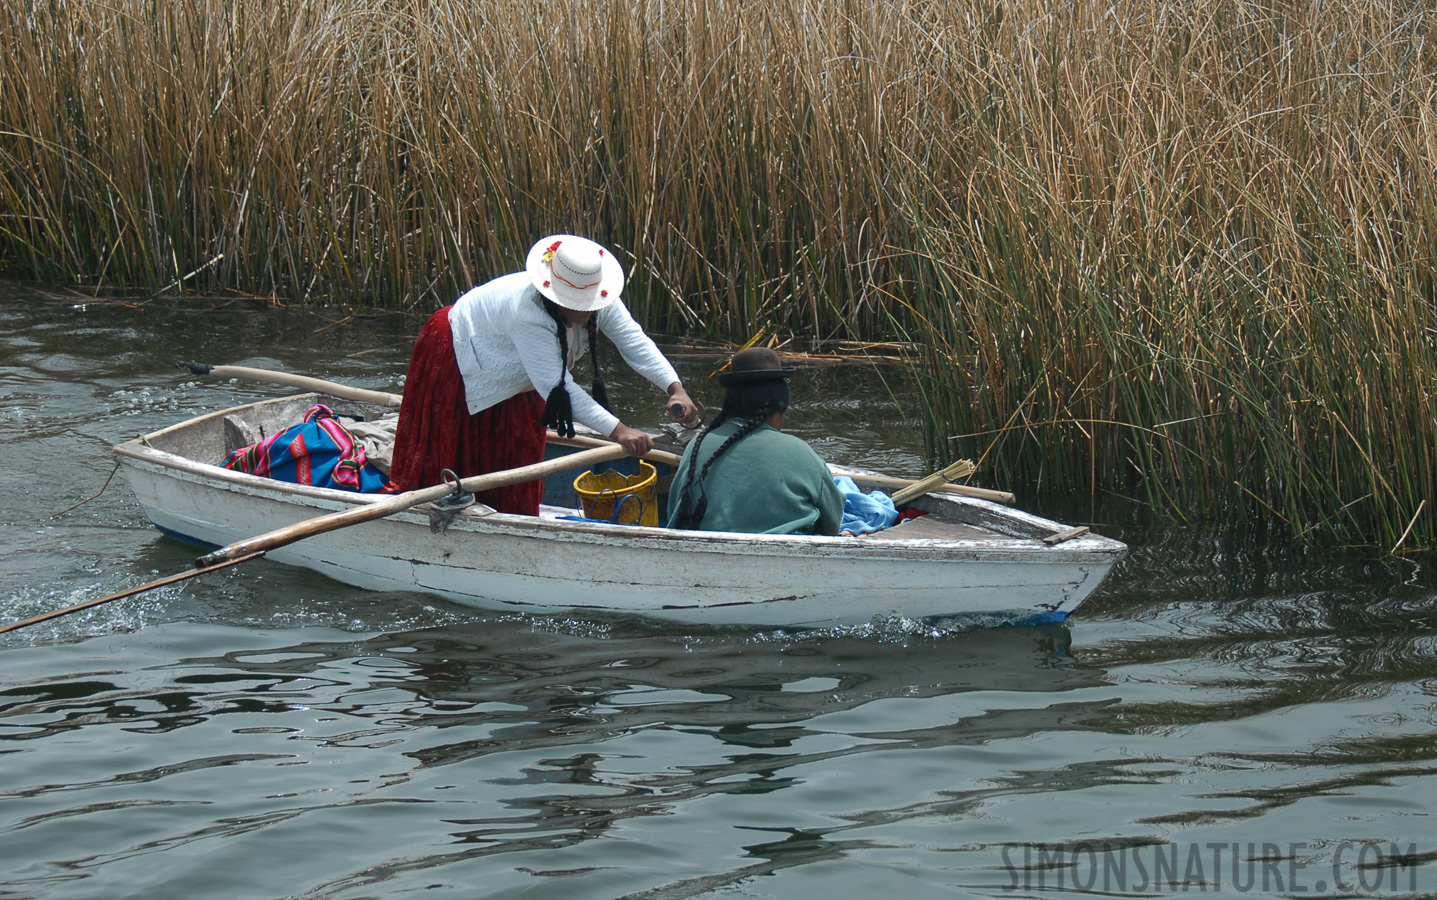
[573, 461, 659, 526]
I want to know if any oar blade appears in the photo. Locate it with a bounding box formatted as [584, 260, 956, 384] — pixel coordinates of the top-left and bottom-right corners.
[0, 552, 265, 635]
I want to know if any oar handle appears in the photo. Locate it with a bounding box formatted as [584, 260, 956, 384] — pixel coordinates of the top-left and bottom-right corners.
[548, 432, 683, 467]
[179, 362, 403, 407]
[194, 443, 631, 568]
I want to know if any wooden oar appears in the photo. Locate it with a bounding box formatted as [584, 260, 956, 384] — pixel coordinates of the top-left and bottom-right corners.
[177, 361, 402, 407]
[181, 361, 686, 462]
[566, 423, 1012, 503]
[1, 444, 631, 636]
[193, 443, 631, 567]
[0, 553, 265, 636]
[180, 362, 1009, 502]
[549, 431, 682, 467]
[557, 427, 1013, 504]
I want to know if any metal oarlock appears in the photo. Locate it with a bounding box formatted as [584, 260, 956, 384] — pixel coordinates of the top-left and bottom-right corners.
[429, 469, 475, 533]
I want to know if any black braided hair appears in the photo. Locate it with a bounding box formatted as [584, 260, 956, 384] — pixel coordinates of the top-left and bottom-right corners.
[669, 378, 790, 530]
[668, 411, 726, 530]
[539, 299, 611, 438]
[586, 315, 610, 411]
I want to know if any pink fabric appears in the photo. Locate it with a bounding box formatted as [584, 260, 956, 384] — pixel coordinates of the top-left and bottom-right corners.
[390, 306, 548, 515]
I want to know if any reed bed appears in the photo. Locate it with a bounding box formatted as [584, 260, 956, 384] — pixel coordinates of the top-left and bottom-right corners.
[895, 0, 1437, 547]
[1, 0, 1433, 545]
[0, 0, 909, 333]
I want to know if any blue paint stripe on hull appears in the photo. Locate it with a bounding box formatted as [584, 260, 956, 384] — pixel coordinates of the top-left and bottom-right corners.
[153, 523, 220, 550]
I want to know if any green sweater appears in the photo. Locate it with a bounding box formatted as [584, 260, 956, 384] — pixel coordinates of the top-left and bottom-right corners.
[667, 419, 844, 535]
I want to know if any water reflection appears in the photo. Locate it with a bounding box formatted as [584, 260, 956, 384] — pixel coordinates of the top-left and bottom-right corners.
[189, 619, 1106, 750]
[1077, 529, 1437, 737]
[1, 617, 1119, 897]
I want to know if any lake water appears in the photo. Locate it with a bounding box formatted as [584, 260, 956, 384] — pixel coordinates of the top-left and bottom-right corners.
[2, 283, 1434, 899]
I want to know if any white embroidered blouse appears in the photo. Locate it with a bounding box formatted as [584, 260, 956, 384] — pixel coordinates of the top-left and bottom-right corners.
[447, 272, 680, 437]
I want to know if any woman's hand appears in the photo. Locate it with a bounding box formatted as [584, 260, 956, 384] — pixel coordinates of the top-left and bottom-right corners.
[665, 382, 699, 424]
[610, 423, 654, 456]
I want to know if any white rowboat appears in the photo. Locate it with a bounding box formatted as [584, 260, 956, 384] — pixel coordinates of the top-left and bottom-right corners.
[113, 393, 1126, 628]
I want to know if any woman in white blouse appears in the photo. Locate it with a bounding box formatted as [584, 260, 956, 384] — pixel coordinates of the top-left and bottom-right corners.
[389, 234, 697, 515]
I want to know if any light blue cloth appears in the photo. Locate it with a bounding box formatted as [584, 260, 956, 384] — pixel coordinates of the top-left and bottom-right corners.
[833, 476, 899, 535]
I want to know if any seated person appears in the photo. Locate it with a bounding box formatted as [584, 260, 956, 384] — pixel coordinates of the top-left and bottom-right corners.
[667, 348, 843, 535]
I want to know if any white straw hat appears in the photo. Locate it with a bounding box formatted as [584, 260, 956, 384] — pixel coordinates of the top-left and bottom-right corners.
[525, 234, 624, 312]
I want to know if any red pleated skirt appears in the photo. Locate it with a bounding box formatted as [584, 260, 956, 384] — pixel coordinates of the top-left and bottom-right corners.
[389, 306, 548, 515]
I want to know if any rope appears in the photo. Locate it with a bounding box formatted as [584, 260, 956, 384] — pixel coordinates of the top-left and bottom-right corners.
[47, 461, 122, 518]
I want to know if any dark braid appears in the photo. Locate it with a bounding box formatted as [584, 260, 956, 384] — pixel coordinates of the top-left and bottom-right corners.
[669, 411, 727, 530]
[539, 300, 576, 438]
[669, 379, 790, 530]
[539, 299, 611, 438]
[586, 315, 610, 411]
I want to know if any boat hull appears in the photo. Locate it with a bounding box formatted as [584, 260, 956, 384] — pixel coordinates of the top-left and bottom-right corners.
[113, 396, 1126, 628]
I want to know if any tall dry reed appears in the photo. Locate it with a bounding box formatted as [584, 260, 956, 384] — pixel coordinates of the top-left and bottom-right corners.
[1, 0, 1433, 545]
[0, 0, 910, 335]
[897, 0, 1437, 547]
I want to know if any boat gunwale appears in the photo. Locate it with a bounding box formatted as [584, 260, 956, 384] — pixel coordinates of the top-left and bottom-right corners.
[113, 395, 1127, 559]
